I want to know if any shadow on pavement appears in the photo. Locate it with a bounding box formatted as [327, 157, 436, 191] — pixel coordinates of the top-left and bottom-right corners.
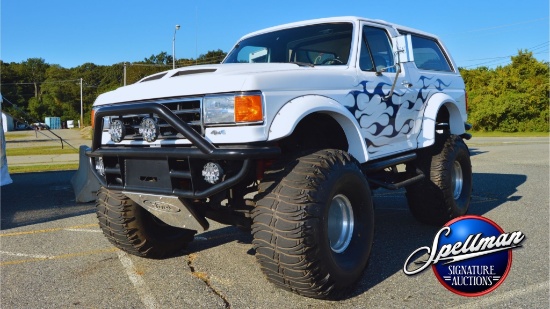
[469, 147, 488, 157]
[0, 170, 95, 230]
[0, 170, 527, 300]
[351, 172, 527, 298]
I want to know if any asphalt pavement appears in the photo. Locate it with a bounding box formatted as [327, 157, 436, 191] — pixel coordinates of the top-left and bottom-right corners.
[1, 137, 548, 308]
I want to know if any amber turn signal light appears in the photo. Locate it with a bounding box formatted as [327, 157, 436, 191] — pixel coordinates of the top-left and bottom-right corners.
[91, 108, 96, 129]
[235, 95, 263, 122]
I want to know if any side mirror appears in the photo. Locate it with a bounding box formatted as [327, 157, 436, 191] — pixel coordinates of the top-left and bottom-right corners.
[392, 34, 414, 63]
[383, 34, 413, 101]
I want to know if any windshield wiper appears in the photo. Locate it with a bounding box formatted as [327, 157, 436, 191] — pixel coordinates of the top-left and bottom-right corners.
[288, 61, 315, 67]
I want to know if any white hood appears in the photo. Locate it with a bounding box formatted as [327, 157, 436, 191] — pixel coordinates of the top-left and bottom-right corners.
[94, 63, 355, 105]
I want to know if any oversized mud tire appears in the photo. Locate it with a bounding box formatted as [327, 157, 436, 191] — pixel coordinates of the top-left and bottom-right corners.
[252, 149, 374, 299]
[406, 134, 472, 226]
[96, 187, 196, 258]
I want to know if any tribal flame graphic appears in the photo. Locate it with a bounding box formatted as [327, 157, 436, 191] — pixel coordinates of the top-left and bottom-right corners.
[347, 76, 452, 154]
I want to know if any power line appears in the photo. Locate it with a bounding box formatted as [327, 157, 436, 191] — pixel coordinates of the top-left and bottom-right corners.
[441, 17, 548, 36]
[460, 41, 549, 68]
[529, 42, 549, 51]
[463, 51, 548, 68]
[1, 79, 81, 86]
[462, 42, 549, 62]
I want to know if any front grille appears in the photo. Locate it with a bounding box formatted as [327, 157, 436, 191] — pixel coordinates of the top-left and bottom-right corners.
[105, 97, 203, 141]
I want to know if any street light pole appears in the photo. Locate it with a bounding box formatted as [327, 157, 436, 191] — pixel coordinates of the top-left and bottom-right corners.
[173, 24, 181, 69]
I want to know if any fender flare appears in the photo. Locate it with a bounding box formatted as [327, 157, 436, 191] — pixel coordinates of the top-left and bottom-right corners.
[417, 92, 466, 148]
[268, 95, 369, 163]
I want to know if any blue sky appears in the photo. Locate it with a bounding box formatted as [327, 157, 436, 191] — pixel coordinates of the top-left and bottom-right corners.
[1, 0, 548, 69]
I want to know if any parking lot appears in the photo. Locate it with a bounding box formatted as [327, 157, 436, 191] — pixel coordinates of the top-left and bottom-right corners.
[1, 137, 549, 308]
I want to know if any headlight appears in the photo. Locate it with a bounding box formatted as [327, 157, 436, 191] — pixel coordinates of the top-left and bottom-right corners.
[203, 95, 235, 124]
[203, 93, 263, 125]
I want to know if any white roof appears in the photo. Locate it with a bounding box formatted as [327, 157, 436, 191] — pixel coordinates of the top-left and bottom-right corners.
[239, 16, 439, 41]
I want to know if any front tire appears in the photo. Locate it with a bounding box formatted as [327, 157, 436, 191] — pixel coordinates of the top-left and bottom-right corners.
[406, 135, 472, 225]
[96, 187, 196, 258]
[252, 149, 374, 299]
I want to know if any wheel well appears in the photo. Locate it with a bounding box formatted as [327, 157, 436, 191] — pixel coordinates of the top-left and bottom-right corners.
[436, 105, 450, 124]
[278, 113, 348, 155]
[436, 105, 451, 133]
[437, 103, 465, 135]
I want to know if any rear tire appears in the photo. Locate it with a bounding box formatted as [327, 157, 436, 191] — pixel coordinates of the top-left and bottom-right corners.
[252, 149, 374, 299]
[96, 187, 196, 258]
[406, 134, 472, 226]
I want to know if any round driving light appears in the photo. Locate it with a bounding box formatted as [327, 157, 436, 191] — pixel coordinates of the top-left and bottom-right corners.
[109, 119, 126, 143]
[202, 162, 224, 184]
[95, 157, 105, 177]
[140, 117, 159, 142]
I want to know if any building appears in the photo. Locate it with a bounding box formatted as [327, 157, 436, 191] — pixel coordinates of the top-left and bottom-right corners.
[2, 111, 14, 133]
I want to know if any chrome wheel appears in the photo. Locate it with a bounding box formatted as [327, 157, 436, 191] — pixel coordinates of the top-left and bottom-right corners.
[328, 194, 354, 253]
[451, 161, 463, 200]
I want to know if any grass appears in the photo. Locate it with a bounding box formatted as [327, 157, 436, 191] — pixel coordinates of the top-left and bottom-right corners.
[8, 163, 79, 174]
[470, 131, 549, 137]
[6, 146, 79, 156]
[4, 133, 33, 140]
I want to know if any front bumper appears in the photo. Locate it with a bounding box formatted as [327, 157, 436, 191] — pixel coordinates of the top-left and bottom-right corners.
[86, 102, 280, 199]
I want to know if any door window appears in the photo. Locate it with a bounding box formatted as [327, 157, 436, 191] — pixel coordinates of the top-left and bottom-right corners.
[359, 26, 394, 72]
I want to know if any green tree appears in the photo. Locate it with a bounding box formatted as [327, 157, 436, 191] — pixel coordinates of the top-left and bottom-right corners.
[2, 49, 231, 126]
[144, 51, 173, 66]
[21, 58, 49, 99]
[462, 50, 549, 132]
[196, 49, 227, 64]
[0, 61, 29, 120]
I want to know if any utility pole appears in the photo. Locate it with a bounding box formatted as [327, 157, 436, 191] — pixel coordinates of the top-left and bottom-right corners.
[80, 78, 83, 128]
[123, 62, 127, 86]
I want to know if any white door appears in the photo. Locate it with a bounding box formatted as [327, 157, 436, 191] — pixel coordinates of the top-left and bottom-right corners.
[353, 24, 418, 159]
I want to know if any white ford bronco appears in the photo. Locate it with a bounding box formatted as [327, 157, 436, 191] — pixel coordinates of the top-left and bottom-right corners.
[88, 16, 472, 299]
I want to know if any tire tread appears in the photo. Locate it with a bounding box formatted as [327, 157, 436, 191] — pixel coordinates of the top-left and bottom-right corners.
[252, 149, 369, 299]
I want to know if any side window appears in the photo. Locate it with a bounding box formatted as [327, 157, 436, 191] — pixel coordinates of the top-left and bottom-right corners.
[360, 26, 394, 72]
[410, 35, 452, 72]
[359, 37, 374, 71]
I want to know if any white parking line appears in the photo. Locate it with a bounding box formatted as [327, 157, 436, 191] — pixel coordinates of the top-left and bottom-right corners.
[452, 281, 549, 309]
[64, 228, 102, 233]
[117, 251, 160, 309]
[0, 250, 53, 259]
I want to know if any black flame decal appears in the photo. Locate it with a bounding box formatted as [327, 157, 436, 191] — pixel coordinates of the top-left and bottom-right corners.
[346, 76, 452, 154]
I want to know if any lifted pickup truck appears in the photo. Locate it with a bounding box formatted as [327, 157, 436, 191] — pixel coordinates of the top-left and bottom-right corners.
[88, 16, 472, 299]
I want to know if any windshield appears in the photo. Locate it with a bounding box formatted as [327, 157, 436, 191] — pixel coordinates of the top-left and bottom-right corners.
[223, 23, 353, 66]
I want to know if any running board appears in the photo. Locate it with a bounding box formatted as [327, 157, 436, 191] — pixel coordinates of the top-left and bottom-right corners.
[362, 152, 417, 173]
[366, 172, 425, 190]
[362, 153, 425, 190]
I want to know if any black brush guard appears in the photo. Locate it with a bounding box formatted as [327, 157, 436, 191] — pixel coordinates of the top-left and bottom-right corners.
[86, 102, 280, 199]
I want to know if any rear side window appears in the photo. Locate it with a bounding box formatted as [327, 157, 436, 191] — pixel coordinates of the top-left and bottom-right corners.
[410, 35, 452, 72]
